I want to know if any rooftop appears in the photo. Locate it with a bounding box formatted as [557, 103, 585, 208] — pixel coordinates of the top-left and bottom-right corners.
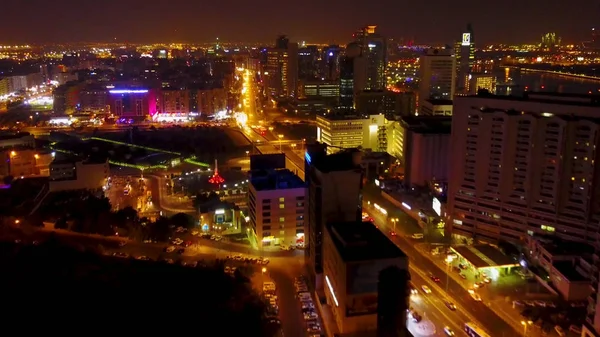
[425, 98, 453, 105]
[553, 261, 588, 282]
[309, 149, 362, 173]
[250, 168, 304, 191]
[452, 244, 518, 269]
[317, 112, 369, 121]
[401, 115, 452, 134]
[460, 91, 600, 108]
[327, 221, 407, 262]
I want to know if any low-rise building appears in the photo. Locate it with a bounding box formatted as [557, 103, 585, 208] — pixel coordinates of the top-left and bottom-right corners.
[49, 159, 109, 192]
[419, 99, 453, 116]
[247, 168, 306, 248]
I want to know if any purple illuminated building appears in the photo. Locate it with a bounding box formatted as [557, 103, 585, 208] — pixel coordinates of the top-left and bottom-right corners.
[108, 88, 157, 118]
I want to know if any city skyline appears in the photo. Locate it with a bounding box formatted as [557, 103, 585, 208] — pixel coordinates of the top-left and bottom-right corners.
[1, 0, 598, 45]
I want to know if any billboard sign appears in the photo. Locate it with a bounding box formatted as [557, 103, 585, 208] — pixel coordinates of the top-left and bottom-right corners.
[462, 33, 471, 46]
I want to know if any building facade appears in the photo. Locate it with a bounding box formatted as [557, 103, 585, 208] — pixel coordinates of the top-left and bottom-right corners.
[322, 221, 408, 334]
[448, 93, 600, 245]
[418, 48, 456, 114]
[306, 150, 363, 291]
[247, 169, 306, 248]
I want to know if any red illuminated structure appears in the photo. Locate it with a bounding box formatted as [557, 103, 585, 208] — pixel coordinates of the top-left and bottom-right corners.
[208, 160, 225, 185]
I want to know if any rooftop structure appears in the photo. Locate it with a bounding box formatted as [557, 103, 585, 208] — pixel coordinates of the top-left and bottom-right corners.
[327, 221, 407, 262]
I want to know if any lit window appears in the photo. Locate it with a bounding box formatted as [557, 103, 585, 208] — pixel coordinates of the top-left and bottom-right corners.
[279, 217, 285, 222]
[279, 197, 285, 202]
[279, 204, 285, 209]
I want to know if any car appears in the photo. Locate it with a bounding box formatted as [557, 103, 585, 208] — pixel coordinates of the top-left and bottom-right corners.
[459, 274, 467, 279]
[444, 327, 455, 336]
[191, 230, 199, 236]
[483, 277, 491, 283]
[410, 285, 418, 295]
[421, 285, 431, 294]
[163, 258, 174, 264]
[261, 258, 270, 265]
[410, 311, 422, 323]
[459, 264, 467, 270]
[555, 325, 565, 336]
[165, 246, 176, 253]
[118, 241, 127, 247]
[390, 231, 397, 236]
[444, 301, 456, 310]
[113, 252, 129, 258]
[429, 274, 441, 282]
[470, 292, 482, 301]
[136, 255, 150, 260]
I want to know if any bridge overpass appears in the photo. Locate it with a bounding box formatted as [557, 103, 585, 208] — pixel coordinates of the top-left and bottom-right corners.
[240, 127, 306, 180]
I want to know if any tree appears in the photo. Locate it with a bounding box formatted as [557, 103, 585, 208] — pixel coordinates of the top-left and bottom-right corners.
[149, 217, 172, 242]
[170, 213, 195, 229]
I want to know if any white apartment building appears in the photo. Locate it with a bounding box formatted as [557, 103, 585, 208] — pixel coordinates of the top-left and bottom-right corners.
[448, 93, 600, 245]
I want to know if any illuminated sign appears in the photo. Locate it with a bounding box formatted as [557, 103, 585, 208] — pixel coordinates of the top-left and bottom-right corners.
[461, 33, 471, 46]
[215, 209, 225, 215]
[109, 89, 149, 94]
[432, 197, 441, 216]
[305, 152, 312, 164]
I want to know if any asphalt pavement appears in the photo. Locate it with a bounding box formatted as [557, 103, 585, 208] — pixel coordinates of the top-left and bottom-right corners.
[366, 206, 520, 337]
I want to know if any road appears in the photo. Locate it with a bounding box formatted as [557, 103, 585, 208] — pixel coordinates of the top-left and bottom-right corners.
[365, 205, 520, 337]
[239, 69, 306, 179]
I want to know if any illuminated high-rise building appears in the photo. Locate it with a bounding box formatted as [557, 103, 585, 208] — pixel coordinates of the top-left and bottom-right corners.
[418, 48, 455, 114]
[354, 25, 387, 91]
[338, 43, 366, 111]
[265, 35, 299, 99]
[454, 24, 475, 94]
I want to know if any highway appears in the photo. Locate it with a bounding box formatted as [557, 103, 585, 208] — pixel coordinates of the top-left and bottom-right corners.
[366, 206, 520, 337]
[239, 69, 306, 179]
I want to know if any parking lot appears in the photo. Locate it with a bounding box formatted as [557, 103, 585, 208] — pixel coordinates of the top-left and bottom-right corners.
[106, 175, 152, 212]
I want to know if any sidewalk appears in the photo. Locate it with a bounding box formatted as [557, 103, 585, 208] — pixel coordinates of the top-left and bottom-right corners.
[413, 243, 539, 337]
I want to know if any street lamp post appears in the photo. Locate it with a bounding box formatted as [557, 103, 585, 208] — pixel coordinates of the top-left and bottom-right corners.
[278, 134, 284, 152]
[521, 320, 532, 336]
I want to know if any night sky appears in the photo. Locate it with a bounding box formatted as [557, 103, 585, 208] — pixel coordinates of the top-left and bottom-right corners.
[1, 0, 597, 45]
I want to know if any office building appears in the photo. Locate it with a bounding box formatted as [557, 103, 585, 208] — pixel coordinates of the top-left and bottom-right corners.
[265, 35, 299, 98]
[247, 168, 306, 249]
[316, 114, 389, 154]
[354, 25, 387, 91]
[322, 220, 408, 334]
[467, 73, 496, 95]
[157, 88, 189, 115]
[418, 49, 455, 114]
[108, 88, 157, 118]
[448, 92, 600, 245]
[355, 90, 416, 117]
[400, 116, 451, 187]
[49, 159, 109, 192]
[78, 84, 109, 114]
[197, 87, 227, 116]
[298, 45, 320, 81]
[322, 45, 341, 81]
[419, 99, 453, 116]
[306, 150, 363, 290]
[339, 43, 367, 110]
[454, 24, 476, 94]
[298, 80, 339, 100]
[53, 82, 82, 115]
